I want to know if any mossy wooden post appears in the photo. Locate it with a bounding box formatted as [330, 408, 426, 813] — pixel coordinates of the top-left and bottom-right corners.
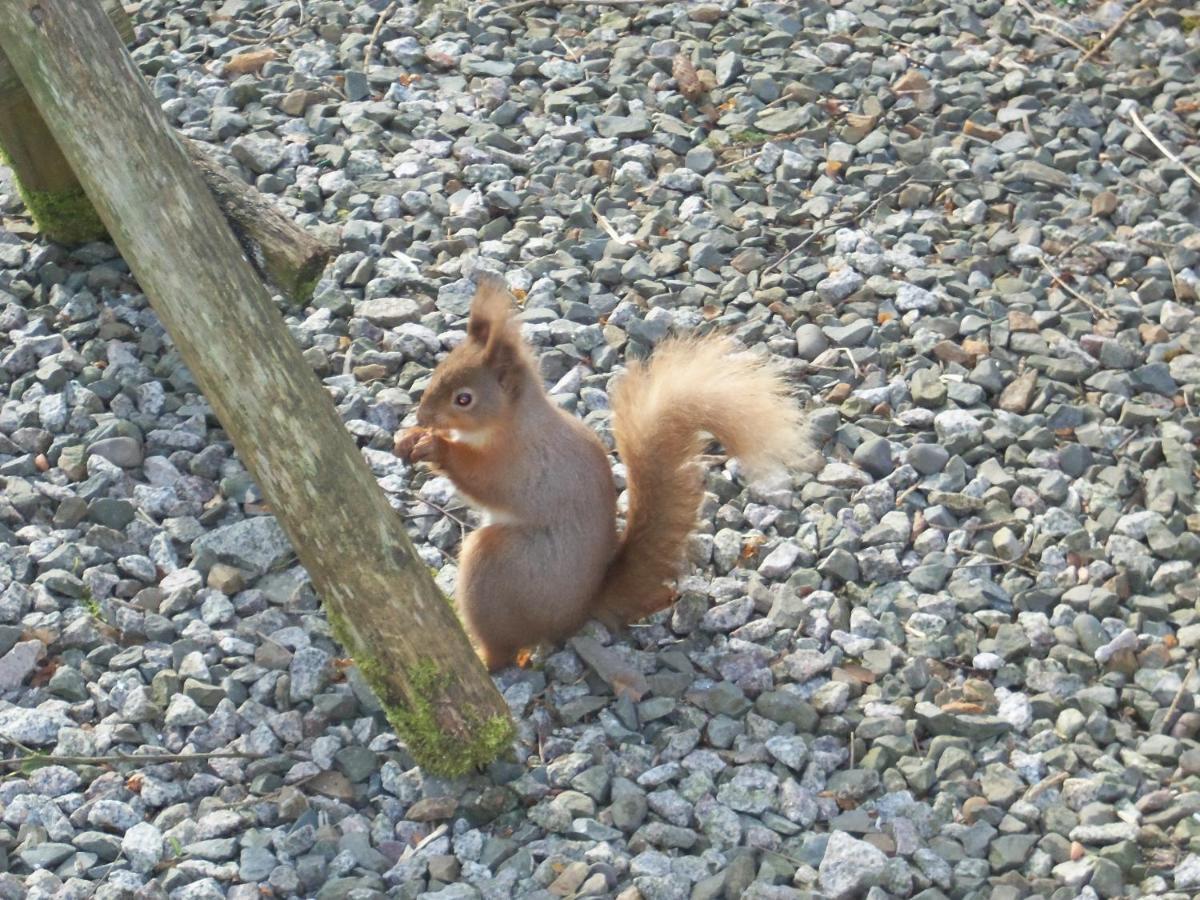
[0, 0, 131, 243]
[0, 2, 332, 302]
[0, 0, 513, 776]
[183, 138, 334, 304]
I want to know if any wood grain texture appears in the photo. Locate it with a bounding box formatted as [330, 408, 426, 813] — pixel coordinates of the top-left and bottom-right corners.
[183, 138, 333, 303]
[0, 0, 512, 773]
[0, 0, 330, 300]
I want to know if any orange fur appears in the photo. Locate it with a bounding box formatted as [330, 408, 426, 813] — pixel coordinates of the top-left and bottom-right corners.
[398, 279, 818, 669]
[593, 337, 814, 624]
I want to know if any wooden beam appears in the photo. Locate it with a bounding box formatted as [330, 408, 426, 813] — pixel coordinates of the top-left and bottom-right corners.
[0, 0, 134, 95]
[184, 138, 333, 304]
[0, 0, 331, 302]
[0, 0, 130, 243]
[0, 0, 513, 777]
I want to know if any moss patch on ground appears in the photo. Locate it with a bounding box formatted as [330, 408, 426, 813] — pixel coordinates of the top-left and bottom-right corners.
[0, 143, 106, 245]
[326, 606, 513, 778]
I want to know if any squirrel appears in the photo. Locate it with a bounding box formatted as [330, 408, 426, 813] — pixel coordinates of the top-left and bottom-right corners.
[394, 274, 817, 671]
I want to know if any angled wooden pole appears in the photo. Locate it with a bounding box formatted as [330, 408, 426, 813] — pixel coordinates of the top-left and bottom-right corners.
[0, 0, 131, 243]
[0, 0, 512, 776]
[0, 0, 332, 302]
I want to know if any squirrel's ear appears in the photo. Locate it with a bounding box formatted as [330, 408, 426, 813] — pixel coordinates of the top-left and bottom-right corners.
[467, 273, 512, 346]
[484, 332, 523, 392]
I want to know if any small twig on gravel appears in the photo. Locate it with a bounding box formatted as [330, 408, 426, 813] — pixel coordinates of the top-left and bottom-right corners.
[1160, 660, 1198, 735]
[1038, 257, 1109, 319]
[1054, 235, 1089, 261]
[1023, 770, 1068, 802]
[591, 204, 637, 245]
[364, 0, 398, 72]
[1031, 22, 1089, 53]
[555, 35, 582, 61]
[1078, 0, 1160, 65]
[831, 347, 862, 379]
[764, 176, 914, 275]
[0, 747, 267, 770]
[1127, 108, 1200, 192]
[405, 490, 471, 539]
[717, 149, 767, 170]
[1015, 0, 1089, 53]
[954, 550, 1040, 577]
[492, 0, 661, 15]
[965, 517, 1025, 534]
[1163, 252, 1183, 305]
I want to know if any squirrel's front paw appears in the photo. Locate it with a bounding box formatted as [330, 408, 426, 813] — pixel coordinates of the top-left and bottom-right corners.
[393, 427, 430, 463]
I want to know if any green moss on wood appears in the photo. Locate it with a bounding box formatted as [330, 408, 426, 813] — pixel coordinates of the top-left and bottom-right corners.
[19, 185, 106, 245]
[289, 269, 322, 306]
[325, 605, 513, 778]
[0, 142, 106, 245]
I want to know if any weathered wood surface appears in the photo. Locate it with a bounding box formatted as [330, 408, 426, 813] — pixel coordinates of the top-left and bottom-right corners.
[0, 0, 131, 243]
[0, 0, 513, 775]
[0, 87, 73, 194]
[0, 0, 133, 95]
[184, 138, 333, 303]
[0, 0, 331, 301]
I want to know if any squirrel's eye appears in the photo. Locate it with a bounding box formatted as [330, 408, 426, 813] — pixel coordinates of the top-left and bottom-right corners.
[454, 391, 474, 408]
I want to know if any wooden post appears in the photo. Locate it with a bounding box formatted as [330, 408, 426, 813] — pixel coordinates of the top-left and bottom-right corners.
[0, 1, 332, 303]
[183, 138, 334, 304]
[0, 0, 131, 243]
[0, 0, 513, 776]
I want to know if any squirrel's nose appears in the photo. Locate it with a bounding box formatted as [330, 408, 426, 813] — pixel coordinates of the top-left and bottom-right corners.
[415, 404, 432, 427]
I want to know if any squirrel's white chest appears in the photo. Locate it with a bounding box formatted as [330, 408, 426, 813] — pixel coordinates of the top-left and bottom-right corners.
[480, 508, 521, 527]
[447, 427, 490, 448]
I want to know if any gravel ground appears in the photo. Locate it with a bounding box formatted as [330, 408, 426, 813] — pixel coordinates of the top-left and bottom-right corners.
[3, 0, 1200, 897]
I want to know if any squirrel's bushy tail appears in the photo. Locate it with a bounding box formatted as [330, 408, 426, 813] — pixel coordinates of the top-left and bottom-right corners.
[594, 336, 816, 625]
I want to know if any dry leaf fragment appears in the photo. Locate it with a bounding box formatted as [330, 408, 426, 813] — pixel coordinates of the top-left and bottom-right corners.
[838, 664, 877, 685]
[224, 49, 278, 77]
[892, 69, 930, 95]
[673, 53, 705, 103]
[963, 120, 1003, 142]
[940, 701, 985, 715]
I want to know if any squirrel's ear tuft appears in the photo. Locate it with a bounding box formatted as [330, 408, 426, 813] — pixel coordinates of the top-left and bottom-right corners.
[484, 335, 522, 391]
[467, 273, 513, 346]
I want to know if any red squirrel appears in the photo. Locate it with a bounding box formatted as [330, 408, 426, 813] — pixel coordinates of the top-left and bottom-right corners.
[394, 275, 815, 671]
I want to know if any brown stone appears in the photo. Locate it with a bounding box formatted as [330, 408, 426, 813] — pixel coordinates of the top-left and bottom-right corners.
[962, 796, 990, 824]
[826, 382, 853, 403]
[353, 363, 389, 382]
[1139, 323, 1169, 344]
[1007, 310, 1039, 332]
[1092, 191, 1118, 216]
[207, 563, 245, 595]
[963, 120, 1004, 142]
[548, 861, 590, 896]
[998, 370, 1038, 413]
[932, 340, 976, 366]
[280, 90, 323, 117]
[687, 3, 724, 22]
[307, 770, 355, 802]
[224, 49, 278, 77]
[892, 70, 930, 95]
[962, 338, 990, 358]
[407, 796, 459, 821]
